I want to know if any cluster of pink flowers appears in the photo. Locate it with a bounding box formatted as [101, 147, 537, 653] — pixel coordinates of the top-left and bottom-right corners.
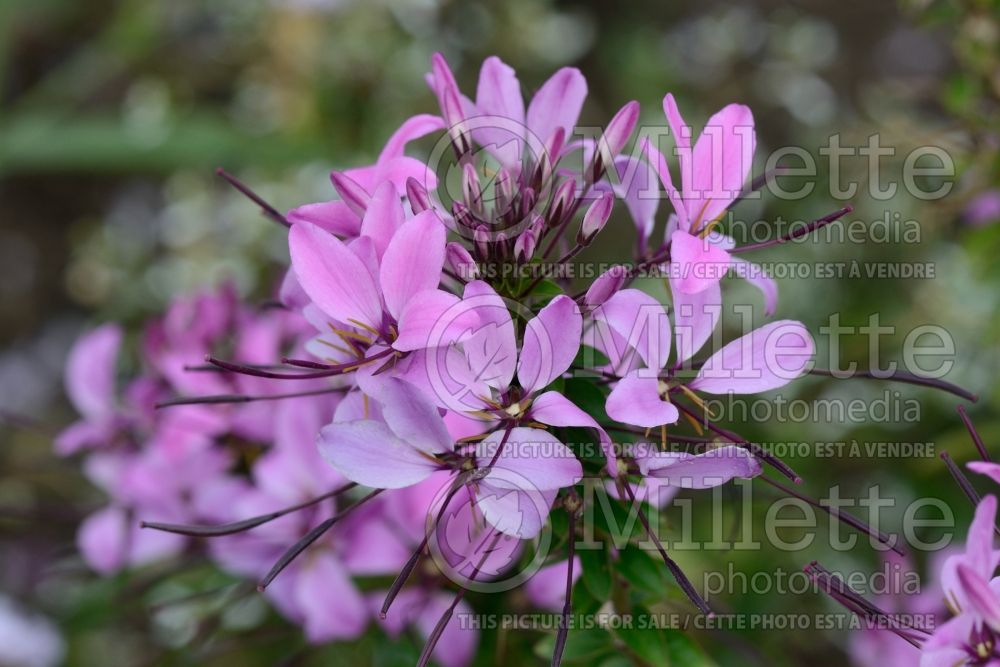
[61, 53, 854, 664]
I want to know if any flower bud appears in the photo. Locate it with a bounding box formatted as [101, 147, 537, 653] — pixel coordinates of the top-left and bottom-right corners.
[406, 177, 432, 214]
[547, 179, 577, 228]
[446, 242, 479, 280]
[593, 101, 640, 182]
[584, 265, 628, 307]
[329, 171, 371, 217]
[462, 163, 482, 212]
[494, 168, 514, 215]
[578, 191, 614, 246]
[474, 224, 491, 260]
[514, 228, 538, 264]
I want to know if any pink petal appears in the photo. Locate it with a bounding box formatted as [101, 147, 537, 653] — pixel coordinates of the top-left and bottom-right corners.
[474, 56, 526, 167]
[393, 289, 480, 352]
[77, 507, 127, 574]
[670, 277, 721, 365]
[583, 265, 628, 309]
[730, 256, 778, 316]
[613, 156, 658, 246]
[286, 200, 362, 237]
[365, 376, 453, 455]
[637, 445, 761, 488]
[530, 391, 616, 474]
[289, 222, 384, 330]
[379, 210, 446, 320]
[969, 462, 1000, 487]
[688, 103, 755, 227]
[669, 229, 732, 295]
[295, 554, 369, 642]
[526, 67, 587, 147]
[377, 114, 447, 163]
[461, 280, 517, 390]
[476, 427, 583, 492]
[360, 181, 405, 260]
[318, 420, 439, 489]
[640, 137, 689, 230]
[591, 289, 671, 371]
[690, 320, 814, 394]
[606, 370, 679, 428]
[517, 295, 583, 395]
[65, 324, 121, 420]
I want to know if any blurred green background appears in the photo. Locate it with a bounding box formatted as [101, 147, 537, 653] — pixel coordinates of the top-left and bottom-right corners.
[1, 0, 999, 665]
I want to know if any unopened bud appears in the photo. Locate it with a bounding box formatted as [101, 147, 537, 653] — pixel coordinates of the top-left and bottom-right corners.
[474, 224, 491, 260]
[329, 171, 371, 217]
[547, 179, 577, 228]
[578, 191, 614, 245]
[514, 228, 538, 263]
[406, 177, 432, 213]
[584, 265, 628, 307]
[462, 163, 482, 212]
[446, 242, 479, 280]
[593, 101, 640, 182]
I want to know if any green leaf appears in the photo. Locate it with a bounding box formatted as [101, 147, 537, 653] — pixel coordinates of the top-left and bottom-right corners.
[664, 629, 715, 666]
[578, 547, 613, 601]
[618, 544, 667, 595]
[534, 627, 615, 663]
[614, 621, 671, 667]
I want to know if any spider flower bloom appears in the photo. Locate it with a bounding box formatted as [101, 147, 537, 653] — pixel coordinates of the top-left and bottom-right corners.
[593, 281, 813, 429]
[920, 495, 1000, 666]
[289, 207, 478, 360]
[427, 54, 587, 168]
[319, 375, 582, 539]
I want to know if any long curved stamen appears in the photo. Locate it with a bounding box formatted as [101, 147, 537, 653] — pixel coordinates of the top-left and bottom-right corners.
[416, 529, 503, 667]
[809, 367, 977, 403]
[958, 405, 991, 461]
[206, 347, 393, 379]
[141, 483, 356, 536]
[621, 480, 712, 616]
[761, 477, 904, 556]
[155, 387, 341, 409]
[732, 206, 853, 253]
[674, 400, 802, 484]
[552, 498, 581, 667]
[258, 488, 382, 591]
[216, 168, 289, 228]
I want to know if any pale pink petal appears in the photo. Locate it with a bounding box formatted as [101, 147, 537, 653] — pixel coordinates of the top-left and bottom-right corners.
[517, 295, 583, 395]
[360, 181, 405, 260]
[393, 289, 480, 352]
[77, 507, 127, 574]
[365, 376, 453, 455]
[690, 320, 814, 394]
[957, 562, 1000, 631]
[318, 420, 439, 489]
[637, 445, 761, 488]
[476, 427, 583, 492]
[606, 370, 679, 428]
[65, 324, 121, 420]
[286, 200, 362, 237]
[688, 103, 755, 227]
[379, 210, 446, 320]
[919, 614, 974, 667]
[295, 554, 369, 642]
[640, 137, 689, 230]
[670, 277, 721, 366]
[969, 462, 1000, 487]
[461, 280, 517, 390]
[377, 114, 447, 162]
[526, 67, 587, 146]
[730, 256, 778, 316]
[289, 222, 384, 330]
[591, 289, 671, 371]
[669, 229, 732, 295]
[474, 56, 526, 167]
[613, 156, 659, 247]
[530, 391, 616, 474]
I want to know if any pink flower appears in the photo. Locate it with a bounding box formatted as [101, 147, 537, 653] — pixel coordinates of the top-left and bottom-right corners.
[320, 375, 582, 539]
